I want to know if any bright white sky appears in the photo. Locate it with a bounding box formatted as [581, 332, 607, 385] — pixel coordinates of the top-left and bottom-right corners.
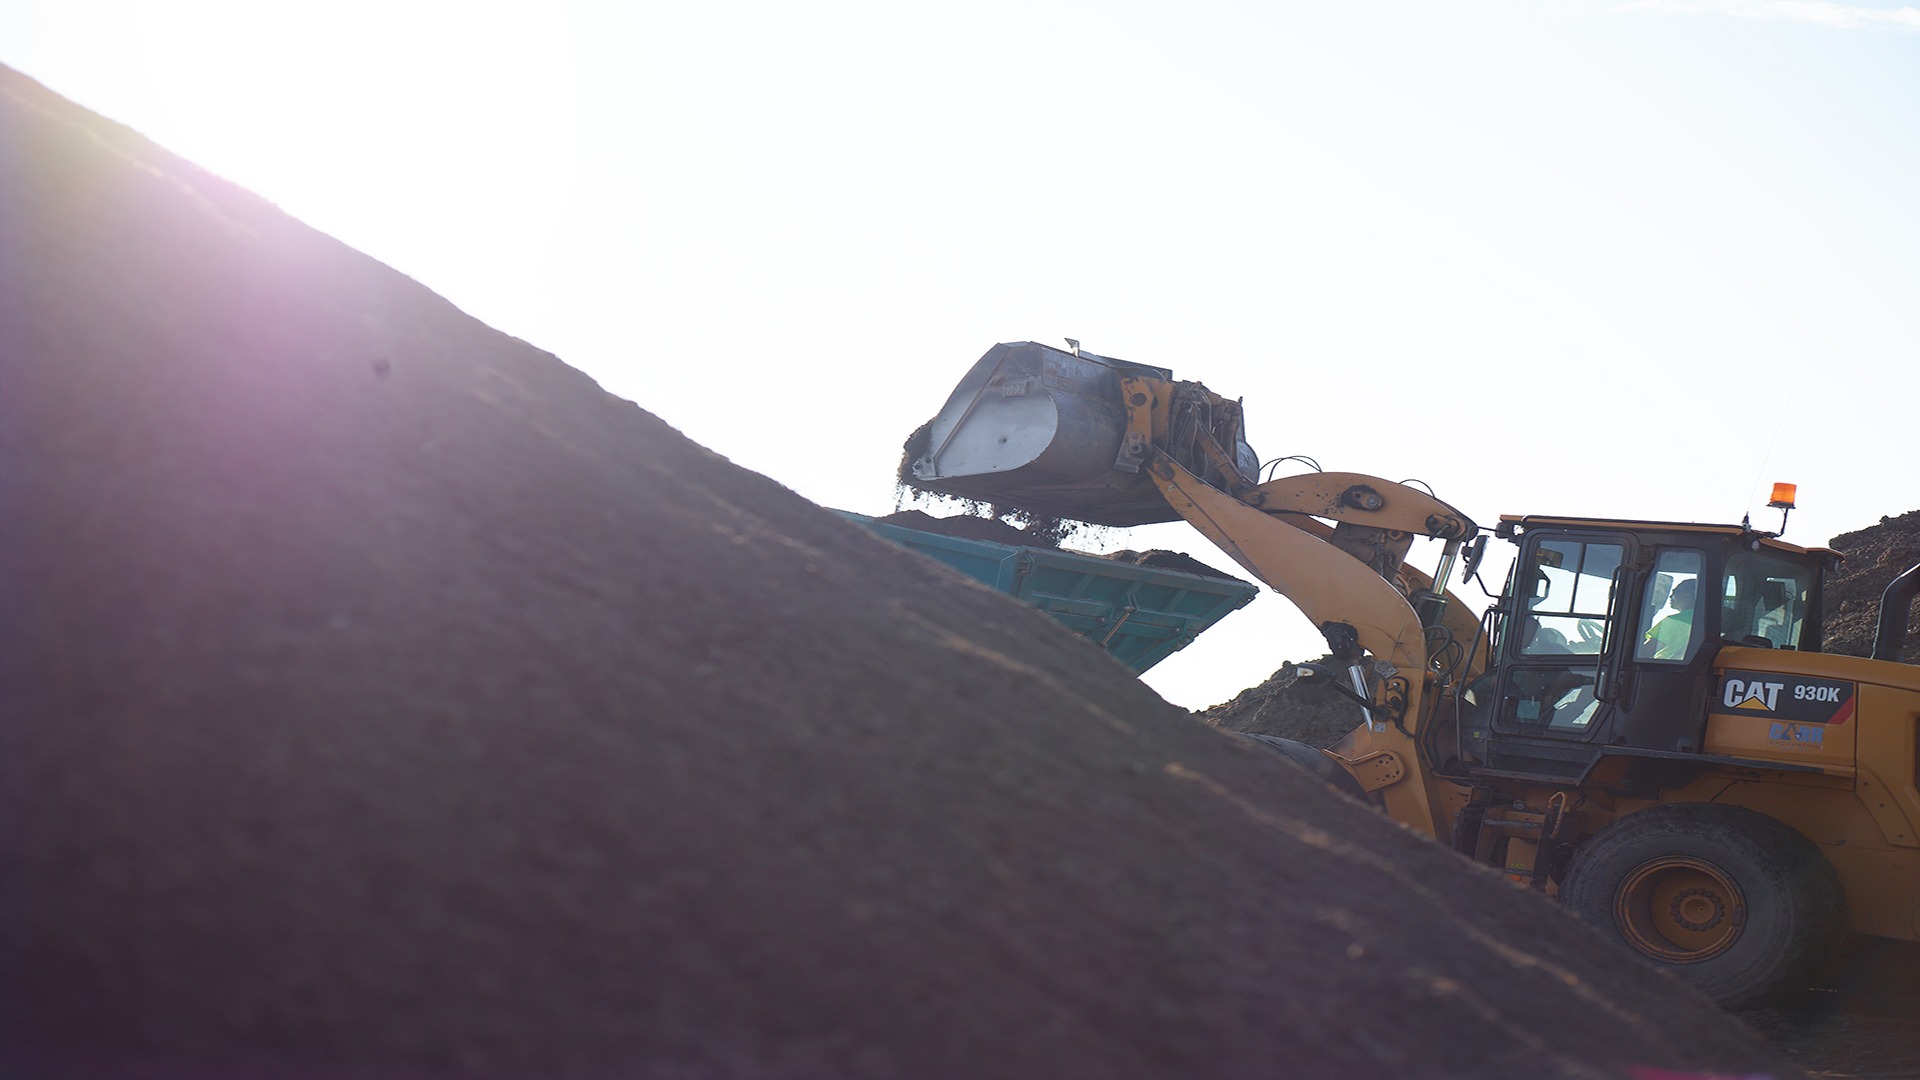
[8, 0, 1919, 708]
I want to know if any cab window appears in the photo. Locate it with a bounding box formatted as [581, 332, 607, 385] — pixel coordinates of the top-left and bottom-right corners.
[1722, 551, 1811, 649]
[1518, 539, 1621, 657]
[1636, 550, 1705, 662]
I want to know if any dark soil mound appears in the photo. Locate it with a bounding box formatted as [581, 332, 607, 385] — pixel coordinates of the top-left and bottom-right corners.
[1204, 656, 1364, 748]
[1100, 549, 1242, 582]
[1823, 510, 1920, 663]
[0, 65, 1795, 1080]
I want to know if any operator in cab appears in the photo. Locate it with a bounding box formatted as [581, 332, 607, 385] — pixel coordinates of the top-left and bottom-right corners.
[1640, 578, 1697, 660]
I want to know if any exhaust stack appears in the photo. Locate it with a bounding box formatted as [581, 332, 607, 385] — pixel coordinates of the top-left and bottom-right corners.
[1871, 561, 1920, 662]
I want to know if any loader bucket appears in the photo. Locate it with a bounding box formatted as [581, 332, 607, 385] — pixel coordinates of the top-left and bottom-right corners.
[905, 341, 1256, 527]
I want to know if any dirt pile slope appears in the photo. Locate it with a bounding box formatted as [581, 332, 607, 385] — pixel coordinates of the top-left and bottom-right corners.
[0, 66, 1796, 1079]
[1823, 509, 1920, 663]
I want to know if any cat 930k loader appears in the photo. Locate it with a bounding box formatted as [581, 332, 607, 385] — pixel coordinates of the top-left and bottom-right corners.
[905, 340, 1920, 1006]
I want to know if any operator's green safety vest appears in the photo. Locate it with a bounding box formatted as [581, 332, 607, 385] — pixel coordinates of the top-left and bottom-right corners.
[1643, 610, 1693, 660]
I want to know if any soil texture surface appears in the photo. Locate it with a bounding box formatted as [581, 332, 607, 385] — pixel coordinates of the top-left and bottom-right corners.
[1823, 511, 1920, 663]
[1205, 655, 1364, 749]
[1, 65, 1810, 1079]
[1737, 940, 1920, 1079]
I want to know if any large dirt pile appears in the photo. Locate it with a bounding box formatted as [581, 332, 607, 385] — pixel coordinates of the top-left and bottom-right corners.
[1822, 509, 1920, 663]
[0, 66, 1796, 1079]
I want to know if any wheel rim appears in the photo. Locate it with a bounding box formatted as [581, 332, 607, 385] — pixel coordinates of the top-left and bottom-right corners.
[1613, 856, 1746, 963]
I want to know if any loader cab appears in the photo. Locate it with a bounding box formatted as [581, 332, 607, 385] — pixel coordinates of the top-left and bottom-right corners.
[1455, 516, 1826, 784]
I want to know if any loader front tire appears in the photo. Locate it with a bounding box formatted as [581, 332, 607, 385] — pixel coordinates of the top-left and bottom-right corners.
[1561, 802, 1843, 1007]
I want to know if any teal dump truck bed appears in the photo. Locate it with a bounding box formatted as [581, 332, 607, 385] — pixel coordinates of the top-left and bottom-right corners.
[843, 512, 1257, 674]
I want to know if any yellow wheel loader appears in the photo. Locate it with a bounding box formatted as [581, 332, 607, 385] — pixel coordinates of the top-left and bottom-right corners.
[907, 340, 1920, 1006]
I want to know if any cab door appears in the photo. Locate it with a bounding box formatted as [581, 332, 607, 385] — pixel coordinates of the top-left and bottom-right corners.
[1486, 532, 1629, 776]
[1609, 544, 1718, 752]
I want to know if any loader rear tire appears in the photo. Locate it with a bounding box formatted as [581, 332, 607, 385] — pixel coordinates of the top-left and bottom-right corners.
[1561, 803, 1844, 1007]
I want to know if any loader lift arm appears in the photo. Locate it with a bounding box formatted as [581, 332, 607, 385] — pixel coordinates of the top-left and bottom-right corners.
[1141, 450, 1481, 836]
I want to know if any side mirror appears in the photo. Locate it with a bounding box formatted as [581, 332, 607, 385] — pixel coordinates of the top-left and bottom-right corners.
[1462, 534, 1488, 578]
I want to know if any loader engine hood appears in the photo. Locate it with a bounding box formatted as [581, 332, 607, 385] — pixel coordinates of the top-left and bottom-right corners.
[904, 341, 1259, 527]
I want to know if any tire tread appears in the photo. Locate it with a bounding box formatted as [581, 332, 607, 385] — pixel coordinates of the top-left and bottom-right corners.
[1562, 802, 1844, 1006]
